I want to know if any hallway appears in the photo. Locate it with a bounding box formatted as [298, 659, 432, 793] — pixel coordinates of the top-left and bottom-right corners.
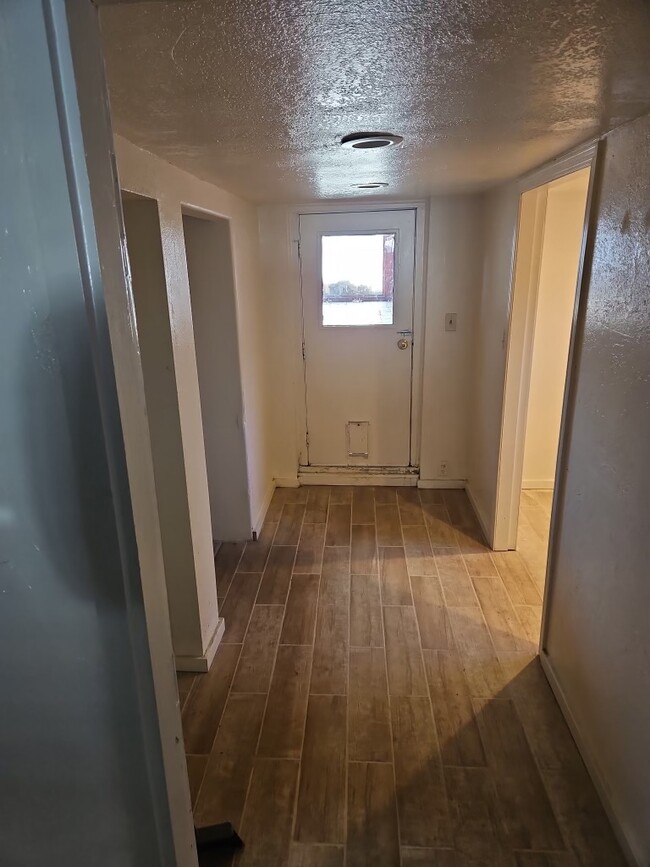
[178, 486, 624, 866]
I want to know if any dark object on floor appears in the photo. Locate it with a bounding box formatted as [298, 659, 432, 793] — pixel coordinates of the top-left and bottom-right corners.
[195, 822, 244, 854]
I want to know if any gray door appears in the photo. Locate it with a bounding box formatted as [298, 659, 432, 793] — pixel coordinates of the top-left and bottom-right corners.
[0, 2, 176, 865]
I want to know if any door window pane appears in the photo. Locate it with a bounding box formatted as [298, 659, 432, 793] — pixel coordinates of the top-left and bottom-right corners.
[321, 233, 395, 326]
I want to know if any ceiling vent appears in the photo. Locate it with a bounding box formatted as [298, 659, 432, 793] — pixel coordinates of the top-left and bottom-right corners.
[341, 132, 403, 149]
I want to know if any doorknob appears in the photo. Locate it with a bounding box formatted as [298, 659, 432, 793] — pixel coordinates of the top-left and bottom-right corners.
[397, 337, 410, 350]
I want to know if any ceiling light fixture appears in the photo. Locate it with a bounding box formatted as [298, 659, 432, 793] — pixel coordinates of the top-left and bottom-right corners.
[341, 132, 403, 149]
[353, 182, 389, 190]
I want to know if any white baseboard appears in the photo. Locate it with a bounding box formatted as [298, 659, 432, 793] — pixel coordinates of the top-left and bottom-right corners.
[418, 478, 465, 489]
[522, 479, 554, 490]
[465, 482, 494, 549]
[253, 481, 276, 536]
[275, 476, 300, 488]
[175, 617, 224, 673]
[540, 651, 642, 867]
[298, 466, 418, 486]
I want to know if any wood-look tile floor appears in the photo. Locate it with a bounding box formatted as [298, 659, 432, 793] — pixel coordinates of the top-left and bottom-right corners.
[178, 486, 625, 867]
[517, 490, 553, 597]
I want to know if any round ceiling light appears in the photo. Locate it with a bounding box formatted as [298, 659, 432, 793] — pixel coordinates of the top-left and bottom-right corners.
[341, 132, 403, 149]
[353, 182, 389, 190]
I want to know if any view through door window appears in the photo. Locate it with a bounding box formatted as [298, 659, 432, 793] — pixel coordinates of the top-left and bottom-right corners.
[321, 233, 395, 326]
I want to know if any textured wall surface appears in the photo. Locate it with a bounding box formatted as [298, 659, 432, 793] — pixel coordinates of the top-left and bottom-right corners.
[544, 111, 650, 865]
[99, 0, 650, 201]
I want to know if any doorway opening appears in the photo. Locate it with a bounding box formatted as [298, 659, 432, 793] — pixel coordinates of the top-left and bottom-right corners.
[182, 211, 252, 543]
[494, 166, 592, 592]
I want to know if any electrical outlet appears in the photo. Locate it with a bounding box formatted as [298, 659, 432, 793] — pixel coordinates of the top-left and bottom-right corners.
[439, 461, 449, 477]
[445, 313, 457, 332]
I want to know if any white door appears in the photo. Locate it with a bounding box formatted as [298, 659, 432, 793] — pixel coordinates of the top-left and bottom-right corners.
[299, 209, 417, 468]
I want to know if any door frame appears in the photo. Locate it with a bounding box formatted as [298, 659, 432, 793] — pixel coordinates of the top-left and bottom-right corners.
[493, 142, 598, 551]
[288, 201, 428, 477]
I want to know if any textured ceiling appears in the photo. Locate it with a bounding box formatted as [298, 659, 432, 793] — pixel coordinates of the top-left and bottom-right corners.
[99, 0, 650, 203]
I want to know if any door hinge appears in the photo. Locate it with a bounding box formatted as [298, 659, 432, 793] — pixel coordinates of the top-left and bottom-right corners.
[302, 341, 306, 361]
[305, 430, 310, 448]
[296, 239, 301, 260]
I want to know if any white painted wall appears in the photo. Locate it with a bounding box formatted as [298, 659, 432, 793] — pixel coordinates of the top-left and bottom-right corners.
[420, 196, 483, 483]
[467, 186, 520, 533]
[522, 171, 589, 488]
[123, 196, 217, 661]
[257, 197, 483, 485]
[115, 136, 274, 541]
[183, 215, 251, 539]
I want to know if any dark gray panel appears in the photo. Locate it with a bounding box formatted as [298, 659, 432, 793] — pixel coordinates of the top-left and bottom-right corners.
[0, 2, 173, 865]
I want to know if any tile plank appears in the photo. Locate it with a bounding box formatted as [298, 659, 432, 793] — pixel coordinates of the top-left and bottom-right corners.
[445, 765, 511, 866]
[397, 488, 425, 526]
[294, 695, 347, 844]
[220, 572, 263, 644]
[176, 672, 195, 711]
[329, 486, 354, 504]
[492, 551, 543, 605]
[237, 758, 299, 866]
[434, 549, 478, 607]
[231, 604, 284, 693]
[257, 545, 296, 604]
[186, 754, 207, 808]
[347, 762, 400, 867]
[295, 523, 326, 574]
[401, 849, 457, 866]
[258, 644, 312, 759]
[311, 595, 349, 695]
[193, 693, 266, 827]
[319, 546, 350, 605]
[403, 524, 436, 576]
[424, 650, 486, 768]
[463, 552, 498, 577]
[373, 486, 398, 504]
[288, 844, 345, 867]
[473, 697, 564, 851]
[181, 642, 242, 754]
[379, 546, 412, 605]
[383, 606, 428, 696]
[215, 541, 245, 600]
[351, 523, 378, 575]
[350, 574, 384, 647]
[276, 503, 306, 545]
[325, 503, 351, 546]
[352, 486, 375, 523]
[348, 647, 392, 762]
[472, 575, 525, 652]
[305, 487, 330, 523]
[375, 504, 403, 546]
[391, 695, 452, 847]
[238, 521, 276, 572]
[411, 575, 453, 651]
[281, 574, 320, 645]
[423, 503, 457, 547]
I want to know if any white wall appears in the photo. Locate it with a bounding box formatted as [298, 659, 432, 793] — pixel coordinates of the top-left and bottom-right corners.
[467, 186, 520, 532]
[543, 113, 650, 867]
[115, 135, 274, 542]
[522, 171, 589, 488]
[420, 196, 483, 482]
[183, 215, 251, 539]
[257, 197, 483, 484]
[123, 196, 216, 661]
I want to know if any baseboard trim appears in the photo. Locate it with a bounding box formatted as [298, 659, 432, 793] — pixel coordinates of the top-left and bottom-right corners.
[275, 477, 300, 488]
[465, 483, 494, 549]
[253, 481, 276, 536]
[175, 617, 225, 673]
[298, 466, 418, 486]
[540, 651, 641, 867]
[522, 479, 554, 490]
[418, 478, 465, 489]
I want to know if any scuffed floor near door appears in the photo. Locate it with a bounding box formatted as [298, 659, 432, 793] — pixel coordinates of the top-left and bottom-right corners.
[177, 486, 624, 867]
